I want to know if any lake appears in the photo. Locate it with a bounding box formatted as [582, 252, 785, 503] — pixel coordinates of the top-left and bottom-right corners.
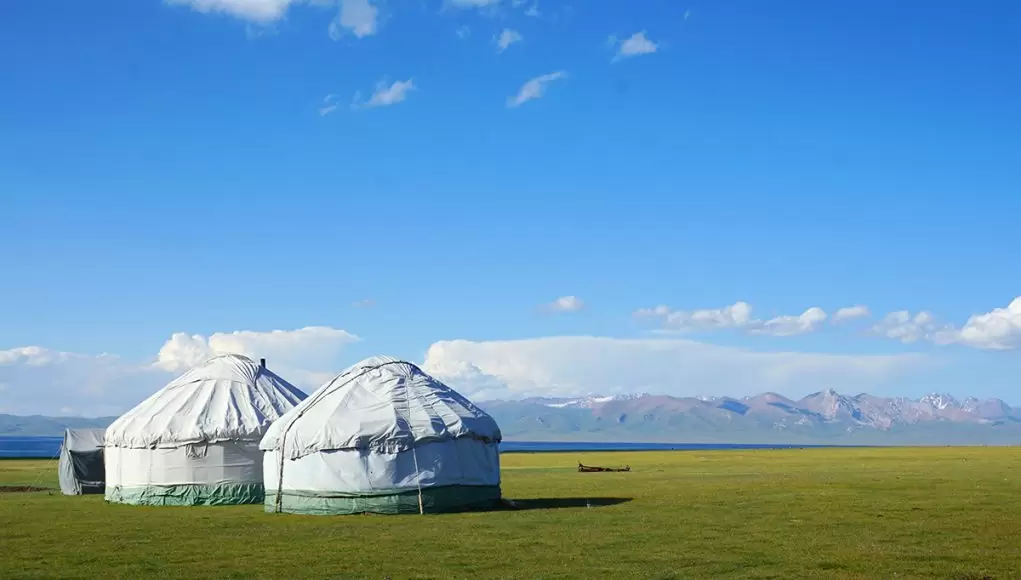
[0, 436, 848, 458]
[0, 437, 65, 458]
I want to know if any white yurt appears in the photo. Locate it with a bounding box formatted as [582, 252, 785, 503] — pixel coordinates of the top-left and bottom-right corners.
[104, 354, 307, 506]
[260, 355, 502, 515]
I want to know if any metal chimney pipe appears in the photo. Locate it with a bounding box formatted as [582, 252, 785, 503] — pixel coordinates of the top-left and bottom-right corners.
[260, 358, 266, 369]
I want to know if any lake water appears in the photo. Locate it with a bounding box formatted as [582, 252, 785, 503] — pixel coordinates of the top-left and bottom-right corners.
[0, 437, 64, 458]
[0, 436, 846, 458]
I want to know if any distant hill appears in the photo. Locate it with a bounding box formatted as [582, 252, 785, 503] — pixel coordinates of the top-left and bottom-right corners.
[477, 390, 1021, 445]
[0, 414, 117, 437]
[3, 389, 1021, 444]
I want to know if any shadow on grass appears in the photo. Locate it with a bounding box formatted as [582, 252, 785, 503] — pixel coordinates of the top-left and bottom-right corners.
[500, 497, 632, 510]
[436, 497, 632, 514]
[0, 485, 50, 493]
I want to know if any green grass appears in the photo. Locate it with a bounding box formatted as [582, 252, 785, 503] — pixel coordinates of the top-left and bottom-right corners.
[2, 447, 1018, 579]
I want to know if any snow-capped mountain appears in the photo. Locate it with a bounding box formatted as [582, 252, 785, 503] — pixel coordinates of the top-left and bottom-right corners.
[544, 395, 617, 409]
[537, 393, 651, 409]
[920, 393, 959, 410]
[520, 390, 1016, 428]
[479, 389, 1021, 443]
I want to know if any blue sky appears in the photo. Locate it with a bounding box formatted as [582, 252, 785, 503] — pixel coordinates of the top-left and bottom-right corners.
[1, 0, 1020, 414]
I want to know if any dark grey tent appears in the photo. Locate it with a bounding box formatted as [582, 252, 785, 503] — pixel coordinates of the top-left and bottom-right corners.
[58, 428, 106, 495]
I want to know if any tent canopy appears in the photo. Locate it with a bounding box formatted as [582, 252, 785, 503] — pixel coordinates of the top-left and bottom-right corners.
[260, 355, 501, 459]
[105, 354, 307, 449]
[63, 427, 105, 451]
[58, 427, 106, 495]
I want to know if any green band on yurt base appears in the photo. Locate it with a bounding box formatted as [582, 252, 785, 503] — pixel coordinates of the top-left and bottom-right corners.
[105, 483, 265, 506]
[265, 485, 502, 515]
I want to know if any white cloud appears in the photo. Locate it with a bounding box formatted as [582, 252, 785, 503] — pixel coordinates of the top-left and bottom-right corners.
[422, 336, 929, 401]
[154, 326, 360, 377]
[872, 310, 942, 344]
[328, 0, 379, 40]
[167, 0, 376, 40]
[637, 298, 1021, 349]
[419, 358, 512, 402]
[445, 0, 502, 8]
[456, 25, 471, 39]
[544, 296, 584, 313]
[507, 71, 566, 108]
[154, 326, 359, 389]
[652, 297, 1021, 351]
[524, 3, 540, 17]
[636, 301, 828, 337]
[166, 0, 297, 23]
[636, 301, 753, 331]
[833, 305, 871, 323]
[352, 298, 376, 308]
[353, 78, 416, 109]
[751, 307, 827, 337]
[495, 28, 522, 52]
[319, 93, 340, 116]
[0, 346, 171, 417]
[0, 326, 362, 416]
[611, 31, 658, 62]
[932, 297, 1021, 351]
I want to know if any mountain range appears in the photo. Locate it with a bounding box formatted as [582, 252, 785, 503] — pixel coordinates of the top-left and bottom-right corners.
[0, 414, 116, 437]
[3, 390, 1020, 444]
[478, 390, 1021, 445]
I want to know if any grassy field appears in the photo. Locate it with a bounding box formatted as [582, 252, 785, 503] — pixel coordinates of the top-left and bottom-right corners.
[1, 447, 1019, 579]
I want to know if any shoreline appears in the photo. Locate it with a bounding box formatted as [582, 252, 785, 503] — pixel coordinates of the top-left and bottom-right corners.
[1, 436, 997, 460]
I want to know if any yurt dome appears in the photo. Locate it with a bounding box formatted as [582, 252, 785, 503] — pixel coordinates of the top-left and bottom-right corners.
[104, 354, 307, 506]
[260, 355, 502, 515]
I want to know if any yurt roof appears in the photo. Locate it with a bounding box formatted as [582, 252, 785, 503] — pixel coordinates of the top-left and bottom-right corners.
[105, 354, 307, 449]
[260, 355, 501, 459]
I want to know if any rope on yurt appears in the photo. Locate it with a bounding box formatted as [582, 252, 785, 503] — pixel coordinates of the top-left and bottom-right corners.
[411, 441, 424, 515]
[146, 442, 153, 503]
[400, 375, 425, 515]
[272, 360, 406, 513]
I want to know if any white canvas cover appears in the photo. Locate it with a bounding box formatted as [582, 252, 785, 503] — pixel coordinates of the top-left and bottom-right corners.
[58, 428, 106, 495]
[106, 354, 306, 448]
[261, 355, 502, 514]
[105, 354, 307, 505]
[261, 355, 501, 457]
